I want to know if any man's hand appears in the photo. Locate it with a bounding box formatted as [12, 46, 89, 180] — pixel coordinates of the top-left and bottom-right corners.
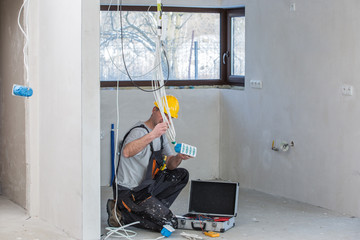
[166, 153, 193, 170]
[176, 153, 192, 161]
[151, 122, 168, 138]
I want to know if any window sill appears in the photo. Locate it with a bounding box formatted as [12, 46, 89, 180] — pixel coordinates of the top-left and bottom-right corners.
[100, 85, 244, 91]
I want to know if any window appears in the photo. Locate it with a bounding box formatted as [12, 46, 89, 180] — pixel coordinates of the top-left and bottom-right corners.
[226, 8, 245, 86]
[100, 6, 245, 87]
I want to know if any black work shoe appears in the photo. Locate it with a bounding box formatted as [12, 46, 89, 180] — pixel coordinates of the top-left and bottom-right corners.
[106, 199, 122, 227]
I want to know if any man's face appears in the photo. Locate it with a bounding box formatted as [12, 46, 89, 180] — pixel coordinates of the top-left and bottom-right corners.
[154, 107, 170, 124]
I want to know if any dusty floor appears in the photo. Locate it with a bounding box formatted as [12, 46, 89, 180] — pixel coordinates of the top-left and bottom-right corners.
[101, 186, 360, 240]
[0, 195, 74, 240]
[1, 186, 359, 240]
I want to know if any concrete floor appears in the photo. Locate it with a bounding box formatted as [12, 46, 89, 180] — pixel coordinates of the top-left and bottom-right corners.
[101, 185, 360, 240]
[0, 195, 74, 240]
[1, 186, 359, 240]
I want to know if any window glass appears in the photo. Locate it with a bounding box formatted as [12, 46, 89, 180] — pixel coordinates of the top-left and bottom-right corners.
[100, 11, 220, 82]
[231, 16, 245, 76]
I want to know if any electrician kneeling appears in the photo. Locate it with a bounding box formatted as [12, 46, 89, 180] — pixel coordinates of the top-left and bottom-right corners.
[107, 95, 192, 232]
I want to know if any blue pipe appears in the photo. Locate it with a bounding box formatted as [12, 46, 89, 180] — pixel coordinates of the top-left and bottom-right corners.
[110, 124, 115, 186]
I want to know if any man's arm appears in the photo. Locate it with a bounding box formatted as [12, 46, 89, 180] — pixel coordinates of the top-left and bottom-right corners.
[122, 122, 168, 158]
[166, 153, 192, 170]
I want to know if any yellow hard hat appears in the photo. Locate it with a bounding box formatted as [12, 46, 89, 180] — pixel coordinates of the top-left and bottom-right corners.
[154, 95, 179, 119]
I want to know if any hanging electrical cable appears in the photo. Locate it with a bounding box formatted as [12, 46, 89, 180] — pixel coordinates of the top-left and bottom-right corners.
[150, 1, 197, 157]
[102, 0, 170, 92]
[103, 1, 175, 239]
[102, 4, 170, 82]
[106, 1, 131, 238]
[103, 1, 182, 238]
[118, 0, 170, 93]
[13, 0, 33, 98]
[103, 0, 177, 143]
[151, 0, 177, 144]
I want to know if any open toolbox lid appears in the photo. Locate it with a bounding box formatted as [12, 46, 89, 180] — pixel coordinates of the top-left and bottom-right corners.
[188, 180, 239, 217]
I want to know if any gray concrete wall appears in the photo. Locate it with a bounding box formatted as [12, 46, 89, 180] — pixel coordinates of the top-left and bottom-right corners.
[0, 0, 26, 208]
[100, 89, 221, 186]
[35, 1, 83, 236]
[26, 0, 100, 238]
[81, 0, 101, 238]
[220, 0, 360, 217]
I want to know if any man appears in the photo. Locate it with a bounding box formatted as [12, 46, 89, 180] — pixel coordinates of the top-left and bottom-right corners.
[107, 95, 192, 232]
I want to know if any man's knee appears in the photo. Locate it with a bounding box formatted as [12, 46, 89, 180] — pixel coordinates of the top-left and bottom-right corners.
[155, 168, 189, 189]
[174, 168, 189, 184]
[180, 168, 189, 181]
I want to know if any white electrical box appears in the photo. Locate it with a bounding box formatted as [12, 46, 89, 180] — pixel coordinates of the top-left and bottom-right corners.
[342, 85, 354, 96]
[250, 80, 263, 89]
[290, 3, 296, 12]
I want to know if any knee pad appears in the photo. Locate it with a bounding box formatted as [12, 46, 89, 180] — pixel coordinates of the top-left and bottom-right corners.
[139, 196, 177, 229]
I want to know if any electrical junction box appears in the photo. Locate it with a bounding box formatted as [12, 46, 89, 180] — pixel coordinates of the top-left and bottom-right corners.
[250, 80, 263, 89]
[177, 180, 239, 233]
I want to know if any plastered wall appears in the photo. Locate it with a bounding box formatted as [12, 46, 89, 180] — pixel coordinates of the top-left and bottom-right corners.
[220, 0, 360, 217]
[100, 89, 220, 186]
[35, 1, 83, 236]
[0, 0, 26, 208]
[27, 0, 100, 239]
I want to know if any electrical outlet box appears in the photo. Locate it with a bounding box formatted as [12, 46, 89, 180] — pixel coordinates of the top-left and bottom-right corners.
[290, 3, 296, 12]
[342, 85, 353, 96]
[250, 80, 263, 89]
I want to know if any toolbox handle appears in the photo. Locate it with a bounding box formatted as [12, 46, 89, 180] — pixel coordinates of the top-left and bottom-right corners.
[191, 222, 206, 231]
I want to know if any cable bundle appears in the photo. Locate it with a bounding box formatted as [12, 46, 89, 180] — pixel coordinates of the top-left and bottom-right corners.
[13, 0, 33, 97]
[152, 0, 176, 144]
[103, 1, 176, 239]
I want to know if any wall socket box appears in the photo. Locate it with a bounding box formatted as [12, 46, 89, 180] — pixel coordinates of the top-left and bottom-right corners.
[290, 3, 296, 12]
[342, 85, 353, 96]
[250, 80, 263, 89]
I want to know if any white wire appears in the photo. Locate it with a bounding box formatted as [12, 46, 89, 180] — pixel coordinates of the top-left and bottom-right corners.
[103, 221, 166, 240]
[107, 1, 159, 240]
[103, 221, 139, 239]
[108, 1, 134, 239]
[17, 0, 31, 88]
[101, 5, 161, 80]
[105, 1, 176, 239]
[151, 0, 176, 144]
[143, 236, 165, 240]
[102, 2, 171, 89]
[104, 44, 162, 80]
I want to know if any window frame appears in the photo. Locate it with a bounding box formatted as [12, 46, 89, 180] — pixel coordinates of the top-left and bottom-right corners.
[226, 8, 245, 86]
[100, 5, 245, 88]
